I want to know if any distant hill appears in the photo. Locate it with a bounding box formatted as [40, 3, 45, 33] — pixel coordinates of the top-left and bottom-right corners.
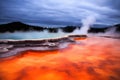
[114, 24, 120, 32]
[61, 26, 77, 33]
[88, 24, 120, 33]
[0, 22, 45, 33]
[88, 27, 108, 33]
[0, 22, 120, 33]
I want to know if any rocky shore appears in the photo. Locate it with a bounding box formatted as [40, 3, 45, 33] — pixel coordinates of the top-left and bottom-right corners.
[0, 35, 87, 58]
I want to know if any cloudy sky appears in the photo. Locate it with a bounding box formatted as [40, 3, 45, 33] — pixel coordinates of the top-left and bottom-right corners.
[0, 0, 120, 27]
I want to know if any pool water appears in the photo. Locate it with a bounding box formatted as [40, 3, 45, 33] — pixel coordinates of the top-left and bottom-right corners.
[0, 30, 71, 40]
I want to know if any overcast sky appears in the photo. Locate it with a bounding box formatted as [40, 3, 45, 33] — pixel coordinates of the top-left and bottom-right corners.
[0, 0, 120, 27]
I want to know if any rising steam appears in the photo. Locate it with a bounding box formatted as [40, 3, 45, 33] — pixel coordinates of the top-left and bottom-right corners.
[79, 16, 96, 34]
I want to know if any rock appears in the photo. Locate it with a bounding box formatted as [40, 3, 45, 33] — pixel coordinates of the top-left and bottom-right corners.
[68, 35, 87, 38]
[0, 48, 9, 53]
[0, 35, 87, 58]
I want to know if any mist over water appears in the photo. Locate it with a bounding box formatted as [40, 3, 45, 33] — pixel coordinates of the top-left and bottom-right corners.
[0, 30, 71, 40]
[89, 27, 120, 37]
[73, 16, 120, 37]
[0, 27, 119, 40]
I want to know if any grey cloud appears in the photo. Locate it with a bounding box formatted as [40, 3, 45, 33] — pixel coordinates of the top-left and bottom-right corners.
[0, 0, 120, 26]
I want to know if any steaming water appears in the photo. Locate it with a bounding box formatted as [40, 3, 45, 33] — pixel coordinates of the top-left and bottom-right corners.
[80, 16, 96, 34]
[0, 29, 119, 40]
[0, 30, 71, 40]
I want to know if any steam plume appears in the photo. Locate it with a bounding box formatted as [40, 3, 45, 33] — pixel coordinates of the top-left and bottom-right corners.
[80, 16, 96, 34]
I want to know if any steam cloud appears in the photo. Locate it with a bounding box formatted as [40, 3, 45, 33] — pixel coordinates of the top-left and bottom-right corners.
[79, 16, 96, 35]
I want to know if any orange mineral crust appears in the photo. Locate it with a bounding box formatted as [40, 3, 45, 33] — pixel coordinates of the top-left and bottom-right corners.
[0, 37, 120, 80]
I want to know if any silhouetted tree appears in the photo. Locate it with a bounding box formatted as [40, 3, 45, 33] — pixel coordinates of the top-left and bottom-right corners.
[115, 24, 120, 32]
[88, 27, 108, 33]
[0, 22, 120, 33]
[61, 26, 76, 33]
[47, 28, 58, 33]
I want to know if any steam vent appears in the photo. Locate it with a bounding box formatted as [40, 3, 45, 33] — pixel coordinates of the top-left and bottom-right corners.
[0, 34, 120, 80]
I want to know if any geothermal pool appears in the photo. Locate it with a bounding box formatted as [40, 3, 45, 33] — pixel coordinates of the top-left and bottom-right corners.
[0, 30, 71, 40]
[0, 37, 120, 80]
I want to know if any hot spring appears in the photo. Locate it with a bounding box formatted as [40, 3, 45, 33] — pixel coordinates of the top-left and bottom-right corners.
[0, 35, 120, 80]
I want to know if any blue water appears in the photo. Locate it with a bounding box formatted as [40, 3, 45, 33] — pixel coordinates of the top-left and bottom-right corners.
[0, 30, 73, 40]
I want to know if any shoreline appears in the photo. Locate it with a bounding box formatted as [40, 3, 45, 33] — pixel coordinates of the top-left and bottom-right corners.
[0, 35, 87, 58]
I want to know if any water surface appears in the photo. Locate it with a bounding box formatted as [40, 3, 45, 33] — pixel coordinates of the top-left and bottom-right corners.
[0, 30, 71, 40]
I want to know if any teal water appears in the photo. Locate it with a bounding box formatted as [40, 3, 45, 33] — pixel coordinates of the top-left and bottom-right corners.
[0, 30, 72, 40]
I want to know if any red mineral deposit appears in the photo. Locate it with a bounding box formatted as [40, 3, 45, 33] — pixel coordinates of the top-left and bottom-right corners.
[0, 37, 120, 80]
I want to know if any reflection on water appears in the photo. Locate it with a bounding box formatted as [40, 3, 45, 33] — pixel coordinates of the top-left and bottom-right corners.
[0, 37, 120, 80]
